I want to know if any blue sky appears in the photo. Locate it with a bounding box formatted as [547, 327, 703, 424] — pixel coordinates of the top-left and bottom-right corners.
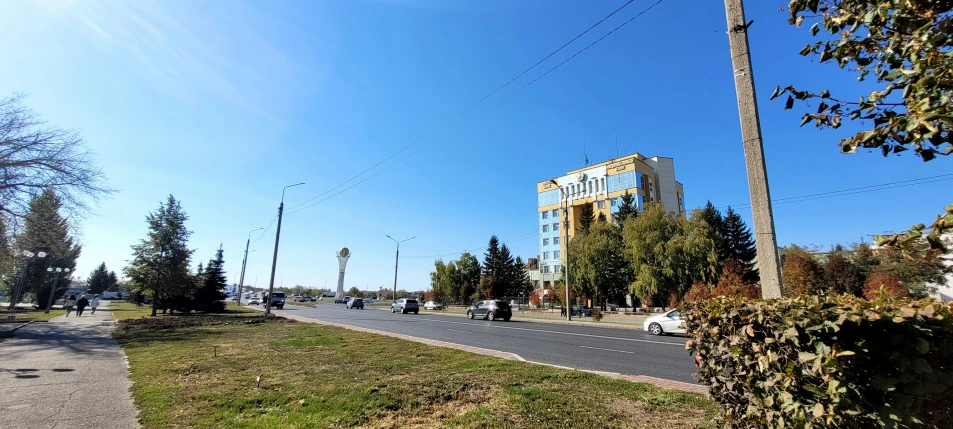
[1, 0, 949, 291]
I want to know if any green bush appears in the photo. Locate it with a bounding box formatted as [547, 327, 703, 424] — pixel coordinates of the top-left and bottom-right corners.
[684, 295, 953, 428]
[590, 308, 603, 321]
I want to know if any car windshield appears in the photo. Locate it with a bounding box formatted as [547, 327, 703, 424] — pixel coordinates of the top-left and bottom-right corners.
[273, 293, 285, 298]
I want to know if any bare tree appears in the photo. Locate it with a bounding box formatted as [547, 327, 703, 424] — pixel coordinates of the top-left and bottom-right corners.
[0, 93, 113, 230]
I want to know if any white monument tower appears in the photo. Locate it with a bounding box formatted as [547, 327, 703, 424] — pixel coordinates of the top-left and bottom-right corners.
[336, 247, 350, 299]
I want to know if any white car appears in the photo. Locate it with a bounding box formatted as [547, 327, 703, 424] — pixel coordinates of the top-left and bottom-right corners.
[643, 309, 686, 336]
[423, 301, 443, 310]
[247, 296, 260, 305]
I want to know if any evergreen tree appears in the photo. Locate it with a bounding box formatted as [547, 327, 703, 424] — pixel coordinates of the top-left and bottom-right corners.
[124, 195, 194, 316]
[482, 236, 501, 278]
[597, 212, 607, 223]
[107, 271, 119, 292]
[851, 241, 881, 278]
[14, 190, 81, 306]
[513, 256, 532, 297]
[194, 247, 226, 313]
[612, 191, 639, 224]
[579, 203, 595, 234]
[700, 201, 729, 264]
[721, 207, 759, 283]
[496, 243, 516, 297]
[87, 262, 112, 295]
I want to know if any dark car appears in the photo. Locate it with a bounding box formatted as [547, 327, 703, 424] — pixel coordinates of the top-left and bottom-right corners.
[572, 305, 592, 317]
[467, 300, 512, 321]
[347, 298, 364, 309]
[333, 297, 344, 304]
[391, 298, 419, 314]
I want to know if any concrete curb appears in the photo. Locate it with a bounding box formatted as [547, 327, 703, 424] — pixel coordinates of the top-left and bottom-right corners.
[359, 303, 647, 331]
[248, 306, 708, 395]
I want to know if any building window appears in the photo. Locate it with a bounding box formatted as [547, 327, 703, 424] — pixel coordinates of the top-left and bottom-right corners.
[542, 224, 550, 233]
[538, 189, 559, 207]
[553, 236, 560, 245]
[610, 198, 617, 207]
[542, 211, 549, 219]
[553, 264, 561, 273]
[543, 238, 550, 246]
[581, 182, 586, 193]
[597, 200, 606, 209]
[543, 251, 550, 260]
[542, 265, 550, 274]
[554, 250, 561, 259]
[553, 223, 559, 231]
[607, 171, 640, 193]
[552, 209, 559, 217]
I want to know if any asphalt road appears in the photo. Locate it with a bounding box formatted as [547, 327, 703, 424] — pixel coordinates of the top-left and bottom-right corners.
[265, 302, 697, 383]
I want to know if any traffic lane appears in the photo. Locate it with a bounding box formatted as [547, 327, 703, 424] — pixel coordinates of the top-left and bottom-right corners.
[275, 305, 697, 383]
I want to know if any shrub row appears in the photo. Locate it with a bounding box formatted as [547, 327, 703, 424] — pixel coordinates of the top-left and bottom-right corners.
[684, 294, 953, 428]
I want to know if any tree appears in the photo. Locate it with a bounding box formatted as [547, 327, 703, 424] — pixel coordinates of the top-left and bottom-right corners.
[699, 201, 727, 262]
[874, 248, 949, 298]
[683, 283, 712, 304]
[721, 207, 759, 283]
[0, 94, 113, 227]
[194, 245, 227, 312]
[12, 190, 81, 307]
[107, 271, 119, 292]
[623, 203, 719, 302]
[568, 221, 631, 309]
[863, 272, 908, 300]
[482, 236, 515, 298]
[347, 286, 360, 297]
[851, 241, 881, 278]
[579, 203, 595, 234]
[824, 252, 864, 296]
[781, 246, 826, 296]
[124, 195, 194, 316]
[612, 191, 638, 224]
[597, 212, 607, 223]
[512, 256, 533, 298]
[86, 262, 114, 295]
[456, 252, 481, 304]
[780, 2, 953, 257]
[711, 260, 760, 300]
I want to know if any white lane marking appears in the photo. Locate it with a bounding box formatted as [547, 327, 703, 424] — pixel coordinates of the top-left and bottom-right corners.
[580, 345, 635, 354]
[446, 329, 471, 334]
[307, 305, 685, 347]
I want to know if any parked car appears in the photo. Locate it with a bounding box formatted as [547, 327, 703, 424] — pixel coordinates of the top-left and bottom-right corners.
[391, 299, 419, 314]
[342, 296, 352, 304]
[303, 296, 313, 302]
[467, 300, 512, 321]
[292, 295, 304, 302]
[571, 305, 592, 317]
[364, 298, 374, 304]
[643, 309, 685, 336]
[423, 301, 443, 310]
[347, 298, 364, 309]
[333, 297, 344, 304]
[247, 296, 260, 305]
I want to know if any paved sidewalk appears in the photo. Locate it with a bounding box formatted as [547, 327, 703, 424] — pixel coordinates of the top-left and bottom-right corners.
[0, 301, 139, 428]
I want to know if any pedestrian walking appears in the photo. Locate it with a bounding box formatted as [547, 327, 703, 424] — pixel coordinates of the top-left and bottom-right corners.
[76, 295, 89, 317]
[90, 294, 100, 314]
[64, 295, 77, 317]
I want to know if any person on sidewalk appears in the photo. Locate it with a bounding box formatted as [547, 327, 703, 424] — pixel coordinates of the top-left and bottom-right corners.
[90, 295, 100, 314]
[64, 295, 77, 317]
[76, 295, 90, 317]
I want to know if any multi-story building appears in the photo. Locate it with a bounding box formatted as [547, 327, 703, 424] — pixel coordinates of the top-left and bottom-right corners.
[533, 153, 685, 290]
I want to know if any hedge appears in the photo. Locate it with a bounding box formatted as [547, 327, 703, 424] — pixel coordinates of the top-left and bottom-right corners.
[684, 294, 953, 428]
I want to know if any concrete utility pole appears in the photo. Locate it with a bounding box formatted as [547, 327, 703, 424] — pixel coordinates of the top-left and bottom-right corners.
[236, 227, 264, 306]
[550, 179, 571, 320]
[723, 0, 784, 298]
[265, 182, 304, 315]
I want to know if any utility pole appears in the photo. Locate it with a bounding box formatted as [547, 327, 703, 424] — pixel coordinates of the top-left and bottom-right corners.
[549, 179, 571, 320]
[237, 227, 264, 306]
[265, 183, 304, 315]
[386, 235, 414, 303]
[723, 0, 784, 298]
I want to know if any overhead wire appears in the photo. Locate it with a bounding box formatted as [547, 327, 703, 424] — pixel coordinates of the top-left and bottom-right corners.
[718, 174, 953, 209]
[400, 230, 540, 260]
[286, 0, 667, 215]
[286, 0, 643, 212]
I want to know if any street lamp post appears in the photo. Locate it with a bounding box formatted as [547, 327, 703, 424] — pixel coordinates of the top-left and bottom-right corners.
[265, 182, 305, 316]
[236, 228, 264, 305]
[7, 250, 49, 321]
[386, 235, 415, 303]
[550, 180, 571, 321]
[44, 267, 71, 314]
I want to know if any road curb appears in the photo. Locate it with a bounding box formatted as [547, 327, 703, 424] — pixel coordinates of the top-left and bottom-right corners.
[360, 304, 647, 331]
[248, 305, 708, 395]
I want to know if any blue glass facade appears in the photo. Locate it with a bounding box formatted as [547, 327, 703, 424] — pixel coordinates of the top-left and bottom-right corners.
[606, 171, 642, 193]
[539, 210, 561, 263]
[538, 189, 559, 207]
[609, 193, 645, 215]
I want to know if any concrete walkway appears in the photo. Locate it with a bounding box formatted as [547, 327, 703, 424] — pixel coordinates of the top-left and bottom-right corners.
[0, 301, 139, 428]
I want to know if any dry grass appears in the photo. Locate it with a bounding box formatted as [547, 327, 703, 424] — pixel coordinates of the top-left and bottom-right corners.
[115, 314, 716, 428]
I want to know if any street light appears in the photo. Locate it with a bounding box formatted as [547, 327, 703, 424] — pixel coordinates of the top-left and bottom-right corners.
[386, 235, 415, 303]
[265, 182, 305, 316]
[237, 227, 264, 305]
[44, 267, 71, 314]
[7, 250, 49, 321]
[550, 179, 571, 321]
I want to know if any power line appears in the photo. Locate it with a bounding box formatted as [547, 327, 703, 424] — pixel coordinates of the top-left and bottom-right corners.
[286, 0, 642, 212]
[250, 213, 279, 247]
[718, 174, 953, 209]
[286, 0, 667, 215]
[401, 230, 539, 260]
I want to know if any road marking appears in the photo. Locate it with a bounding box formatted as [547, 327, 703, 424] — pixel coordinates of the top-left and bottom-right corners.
[580, 345, 635, 354]
[299, 305, 685, 347]
[446, 329, 471, 334]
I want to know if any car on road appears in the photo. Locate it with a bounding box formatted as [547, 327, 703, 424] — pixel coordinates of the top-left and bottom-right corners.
[292, 295, 304, 302]
[571, 305, 592, 317]
[247, 296, 260, 305]
[643, 309, 685, 336]
[333, 297, 344, 304]
[347, 298, 364, 309]
[342, 296, 352, 304]
[364, 298, 374, 304]
[423, 301, 443, 310]
[391, 298, 419, 314]
[266, 292, 286, 310]
[467, 300, 511, 321]
[303, 296, 313, 302]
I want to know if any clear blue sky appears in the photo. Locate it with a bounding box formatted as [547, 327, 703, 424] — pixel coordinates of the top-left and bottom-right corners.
[1, 0, 948, 291]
